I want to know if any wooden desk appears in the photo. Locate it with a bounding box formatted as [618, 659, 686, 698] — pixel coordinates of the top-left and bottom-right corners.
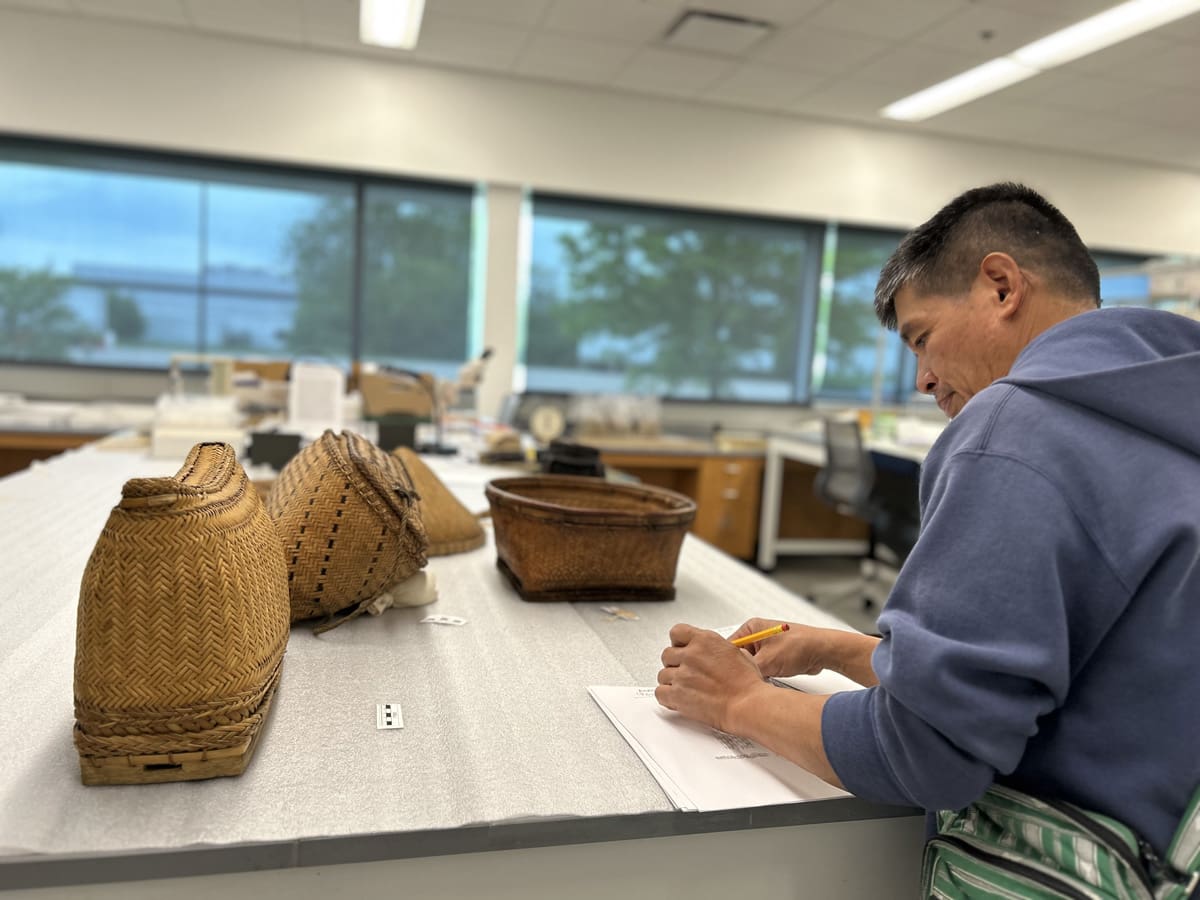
[597, 448, 764, 561]
[0, 428, 108, 478]
[590, 436, 869, 563]
[757, 433, 929, 570]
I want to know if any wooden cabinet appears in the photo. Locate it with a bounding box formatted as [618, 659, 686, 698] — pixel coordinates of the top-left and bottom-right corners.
[692, 456, 764, 561]
[0, 430, 105, 478]
[597, 450, 764, 561]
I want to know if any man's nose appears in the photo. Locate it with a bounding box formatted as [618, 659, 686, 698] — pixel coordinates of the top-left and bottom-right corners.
[916, 367, 937, 395]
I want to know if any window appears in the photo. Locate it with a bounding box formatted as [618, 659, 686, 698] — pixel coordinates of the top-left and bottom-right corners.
[524, 196, 823, 403]
[360, 183, 476, 380]
[813, 226, 913, 405]
[0, 139, 476, 372]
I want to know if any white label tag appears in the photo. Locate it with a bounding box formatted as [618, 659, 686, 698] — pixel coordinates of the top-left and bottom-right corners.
[376, 702, 403, 730]
[420, 614, 468, 626]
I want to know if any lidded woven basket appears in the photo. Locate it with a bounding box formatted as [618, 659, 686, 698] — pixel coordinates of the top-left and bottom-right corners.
[485, 475, 696, 602]
[73, 442, 291, 785]
[266, 430, 428, 631]
[392, 447, 485, 556]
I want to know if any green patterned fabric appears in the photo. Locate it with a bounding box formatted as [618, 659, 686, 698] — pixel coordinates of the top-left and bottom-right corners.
[922, 784, 1200, 900]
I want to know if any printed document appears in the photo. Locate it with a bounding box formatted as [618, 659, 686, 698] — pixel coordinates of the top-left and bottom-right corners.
[588, 685, 852, 812]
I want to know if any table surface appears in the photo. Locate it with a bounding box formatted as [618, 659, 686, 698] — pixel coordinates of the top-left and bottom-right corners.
[0, 444, 916, 890]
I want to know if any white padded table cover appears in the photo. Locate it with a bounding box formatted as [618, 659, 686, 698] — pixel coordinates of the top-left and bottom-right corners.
[0, 444, 862, 858]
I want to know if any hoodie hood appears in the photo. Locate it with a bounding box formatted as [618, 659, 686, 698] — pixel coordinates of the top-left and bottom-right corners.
[1000, 306, 1200, 458]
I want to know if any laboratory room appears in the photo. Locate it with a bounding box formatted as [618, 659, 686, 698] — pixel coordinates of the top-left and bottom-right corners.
[2, 0, 1199, 897]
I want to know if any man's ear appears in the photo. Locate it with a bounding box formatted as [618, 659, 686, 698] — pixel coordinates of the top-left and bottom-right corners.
[977, 252, 1024, 319]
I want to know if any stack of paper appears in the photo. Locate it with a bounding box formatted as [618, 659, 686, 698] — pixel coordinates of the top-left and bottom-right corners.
[588, 684, 854, 812]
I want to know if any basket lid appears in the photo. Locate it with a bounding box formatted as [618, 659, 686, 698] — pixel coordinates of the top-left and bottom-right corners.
[392, 447, 485, 556]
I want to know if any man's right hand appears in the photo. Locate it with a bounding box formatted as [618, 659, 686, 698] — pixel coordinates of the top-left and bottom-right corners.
[728, 618, 881, 687]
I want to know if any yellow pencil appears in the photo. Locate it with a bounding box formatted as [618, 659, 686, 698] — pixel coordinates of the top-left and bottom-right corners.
[730, 623, 789, 647]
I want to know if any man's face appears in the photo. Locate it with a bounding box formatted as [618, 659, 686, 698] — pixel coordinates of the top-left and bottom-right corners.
[894, 283, 1013, 419]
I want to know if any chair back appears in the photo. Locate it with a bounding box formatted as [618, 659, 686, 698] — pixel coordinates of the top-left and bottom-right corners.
[815, 418, 875, 517]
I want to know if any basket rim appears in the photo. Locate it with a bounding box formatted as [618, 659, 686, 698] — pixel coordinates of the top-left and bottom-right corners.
[485, 474, 696, 524]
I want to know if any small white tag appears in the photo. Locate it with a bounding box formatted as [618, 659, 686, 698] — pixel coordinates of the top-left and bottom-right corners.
[420, 614, 467, 626]
[376, 702, 403, 730]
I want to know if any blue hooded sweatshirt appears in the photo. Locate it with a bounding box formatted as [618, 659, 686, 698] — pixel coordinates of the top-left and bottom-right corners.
[822, 306, 1200, 856]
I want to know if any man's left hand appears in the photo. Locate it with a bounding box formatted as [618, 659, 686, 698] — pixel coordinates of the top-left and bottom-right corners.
[655, 623, 770, 732]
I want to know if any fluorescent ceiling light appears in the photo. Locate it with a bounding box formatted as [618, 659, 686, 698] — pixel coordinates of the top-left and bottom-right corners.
[1013, 0, 1200, 68]
[882, 0, 1200, 122]
[360, 0, 426, 50]
[881, 58, 1038, 121]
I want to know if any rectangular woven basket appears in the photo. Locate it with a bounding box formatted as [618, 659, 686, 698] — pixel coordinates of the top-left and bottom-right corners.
[484, 475, 696, 602]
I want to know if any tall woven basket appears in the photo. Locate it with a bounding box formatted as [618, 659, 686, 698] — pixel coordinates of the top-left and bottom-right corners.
[266, 430, 429, 632]
[74, 442, 291, 785]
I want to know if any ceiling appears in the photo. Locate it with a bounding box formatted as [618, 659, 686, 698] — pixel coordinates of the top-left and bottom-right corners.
[3, 0, 1199, 172]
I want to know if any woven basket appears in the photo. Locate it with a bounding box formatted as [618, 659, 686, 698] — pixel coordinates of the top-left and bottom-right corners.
[392, 447, 485, 556]
[485, 475, 696, 602]
[266, 430, 428, 631]
[73, 442, 291, 785]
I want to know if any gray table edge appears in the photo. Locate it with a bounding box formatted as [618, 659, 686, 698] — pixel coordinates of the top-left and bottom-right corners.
[0, 798, 919, 891]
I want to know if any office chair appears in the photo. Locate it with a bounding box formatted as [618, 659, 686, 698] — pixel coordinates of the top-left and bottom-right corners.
[812, 418, 920, 612]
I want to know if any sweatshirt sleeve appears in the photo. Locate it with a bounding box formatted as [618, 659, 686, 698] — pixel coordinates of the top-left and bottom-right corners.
[821, 448, 1125, 811]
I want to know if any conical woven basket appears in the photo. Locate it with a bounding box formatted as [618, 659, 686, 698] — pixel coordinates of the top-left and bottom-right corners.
[392, 447, 485, 556]
[267, 430, 428, 631]
[74, 442, 291, 785]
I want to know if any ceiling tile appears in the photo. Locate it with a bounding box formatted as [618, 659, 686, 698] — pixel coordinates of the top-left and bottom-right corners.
[909, 96, 1012, 136]
[1034, 71, 1157, 114]
[182, 0, 305, 42]
[1117, 42, 1200, 89]
[72, 0, 189, 24]
[411, 14, 531, 71]
[754, 24, 891, 75]
[542, 0, 680, 43]
[611, 46, 739, 98]
[664, 12, 771, 57]
[786, 78, 908, 123]
[697, 0, 827, 28]
[803, 0, 966, 41]
[300, 0, 358, 49]
[0, 0, 72, 11]
[702, 62, 826, 110]
[853, 43, 989, 96]
[1059, 33, 1176, 76]
[970, 0, 1120, 21]
[915, 4, 1074, 58]
[1109, 87, 1200, 130]
[910, 98, 1131, 156]
[1104, 126, 1200, 169]
[1156, 11, 1200, 43]
[513, 32, 637, 84]
[429, 0, 551, 28]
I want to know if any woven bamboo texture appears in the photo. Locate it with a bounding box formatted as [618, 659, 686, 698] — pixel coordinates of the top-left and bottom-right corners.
[73, 442, 291, 784]
[485, 475, 696, 602]
[392, 447, 485, 556]
[267, 430, 428, 630]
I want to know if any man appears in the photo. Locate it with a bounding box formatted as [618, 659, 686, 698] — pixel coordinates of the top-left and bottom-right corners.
[655, 183, 1200, 881]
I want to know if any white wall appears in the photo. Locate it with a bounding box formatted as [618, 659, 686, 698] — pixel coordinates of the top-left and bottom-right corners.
[3, 6, 1199, 420]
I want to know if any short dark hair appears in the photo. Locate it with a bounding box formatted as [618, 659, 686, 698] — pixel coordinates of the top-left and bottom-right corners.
[874, 182, 1101, 329]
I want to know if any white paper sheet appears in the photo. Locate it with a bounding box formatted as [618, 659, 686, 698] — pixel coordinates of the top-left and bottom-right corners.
[588, 686, 849, 812]
[770, 669, 866, 695]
